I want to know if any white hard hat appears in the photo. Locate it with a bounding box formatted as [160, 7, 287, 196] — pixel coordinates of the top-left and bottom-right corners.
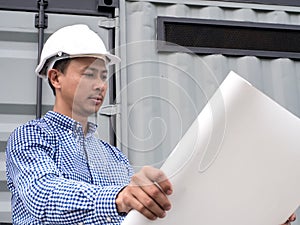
[35, 24, 120, 78]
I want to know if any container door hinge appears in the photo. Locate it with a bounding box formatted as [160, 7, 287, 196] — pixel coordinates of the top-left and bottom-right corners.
[99, 104, 120, 116]
[98, 18, 117, 29]
[35, 0, 48, 29]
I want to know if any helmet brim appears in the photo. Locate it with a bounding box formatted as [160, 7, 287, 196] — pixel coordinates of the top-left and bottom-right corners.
[35, 52, 121, 78]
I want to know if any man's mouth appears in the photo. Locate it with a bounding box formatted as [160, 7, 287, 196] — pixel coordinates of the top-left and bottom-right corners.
[88, 96, 103, 105]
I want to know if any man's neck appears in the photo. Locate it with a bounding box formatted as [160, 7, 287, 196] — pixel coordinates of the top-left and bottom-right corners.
[53, 106, 88, 135]
[72, 114, 88, 135]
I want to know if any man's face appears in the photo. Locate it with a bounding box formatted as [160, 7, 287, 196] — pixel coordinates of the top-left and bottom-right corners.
[58, 57, 108, 118]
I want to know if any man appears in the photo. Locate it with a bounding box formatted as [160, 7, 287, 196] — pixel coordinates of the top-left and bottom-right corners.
[6, 24, 172, 224]
[6, 24, 296, 225]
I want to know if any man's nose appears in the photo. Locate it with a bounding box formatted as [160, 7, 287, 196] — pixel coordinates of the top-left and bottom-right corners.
[93, 77, 107, 91]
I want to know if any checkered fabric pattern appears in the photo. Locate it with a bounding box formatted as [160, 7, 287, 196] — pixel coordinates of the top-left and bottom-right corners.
[6, 111, 134, 224]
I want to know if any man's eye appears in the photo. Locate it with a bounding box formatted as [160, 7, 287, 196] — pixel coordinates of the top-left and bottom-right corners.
[84, 73, 95, 77]
[101, 74, 108, 81]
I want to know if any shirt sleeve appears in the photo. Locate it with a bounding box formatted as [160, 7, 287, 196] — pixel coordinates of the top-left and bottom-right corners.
[6, 123, 130, 224]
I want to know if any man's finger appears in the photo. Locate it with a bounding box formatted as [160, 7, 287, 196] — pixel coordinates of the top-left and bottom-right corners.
[140, 181, 172, 211]
[140, 166, 173, 195]
[289, 213, 297, 222]
[132, 185, 167, 219]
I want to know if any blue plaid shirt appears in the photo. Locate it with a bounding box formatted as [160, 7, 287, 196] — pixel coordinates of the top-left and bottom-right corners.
[6, 111, 134, 224]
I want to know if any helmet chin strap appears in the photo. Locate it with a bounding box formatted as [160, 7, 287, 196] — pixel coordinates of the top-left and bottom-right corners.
[40, 53, 70, 78]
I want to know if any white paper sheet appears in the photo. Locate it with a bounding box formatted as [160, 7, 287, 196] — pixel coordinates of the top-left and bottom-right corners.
[121, 71, 300, 225]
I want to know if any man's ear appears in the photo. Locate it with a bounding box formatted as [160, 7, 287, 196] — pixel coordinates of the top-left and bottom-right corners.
[48, 69, 61, 89]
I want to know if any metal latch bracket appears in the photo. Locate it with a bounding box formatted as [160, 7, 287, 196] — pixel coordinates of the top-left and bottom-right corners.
[99, 104, 120, 116]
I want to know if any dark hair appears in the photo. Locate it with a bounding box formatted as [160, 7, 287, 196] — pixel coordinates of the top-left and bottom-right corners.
[48, 58, 71, 96]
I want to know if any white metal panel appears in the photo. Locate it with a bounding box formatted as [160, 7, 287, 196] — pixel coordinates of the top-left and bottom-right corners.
[122, 0, 300, 161]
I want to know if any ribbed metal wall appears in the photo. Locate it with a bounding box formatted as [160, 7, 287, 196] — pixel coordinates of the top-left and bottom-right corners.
[0, 11, 38, 222]
[120, 0, 300, 221]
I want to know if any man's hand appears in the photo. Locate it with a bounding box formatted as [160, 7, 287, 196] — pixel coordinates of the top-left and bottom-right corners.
[116, 166, 173, 220]
[281, 213, 296, 225]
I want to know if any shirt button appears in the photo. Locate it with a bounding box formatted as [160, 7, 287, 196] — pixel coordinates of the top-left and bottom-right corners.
[106, 217, 112, 222]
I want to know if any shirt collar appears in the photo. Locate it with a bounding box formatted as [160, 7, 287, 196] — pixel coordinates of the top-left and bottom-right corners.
[44, 111, 98, 136]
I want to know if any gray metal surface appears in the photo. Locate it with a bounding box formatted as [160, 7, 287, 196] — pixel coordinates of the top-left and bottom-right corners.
[120, 0, 300, 165]
[118, 0, 300, 222]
